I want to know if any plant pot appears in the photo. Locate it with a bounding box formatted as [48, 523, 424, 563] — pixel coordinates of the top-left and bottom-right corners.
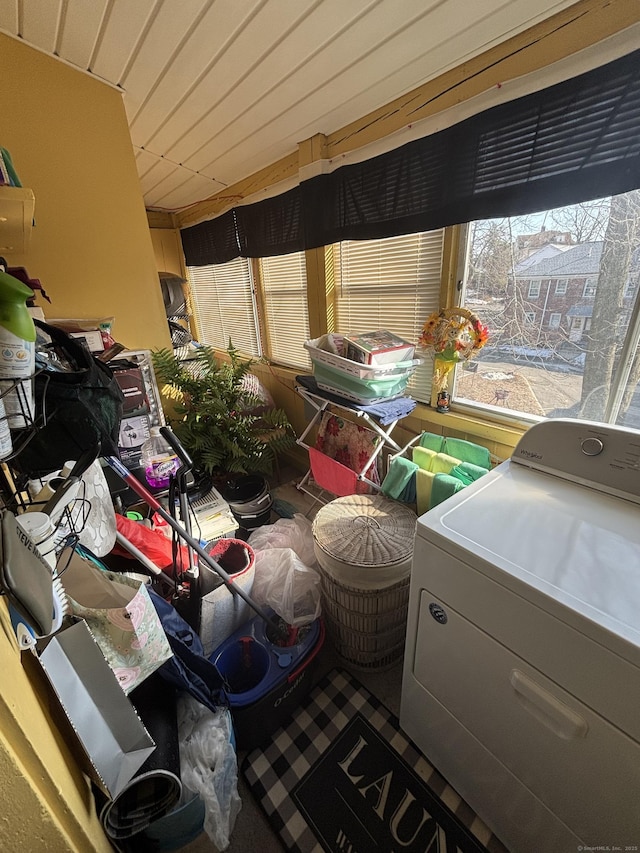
[223, 475, 272, 531]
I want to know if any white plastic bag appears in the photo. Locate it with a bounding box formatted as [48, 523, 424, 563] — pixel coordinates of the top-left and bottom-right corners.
[251, 547, 321, 626]
[177, 694, 241, 851]
[247, 513, 317, 567]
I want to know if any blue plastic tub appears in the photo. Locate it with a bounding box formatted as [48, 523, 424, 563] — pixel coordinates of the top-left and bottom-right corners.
[211, 610, 324, 750]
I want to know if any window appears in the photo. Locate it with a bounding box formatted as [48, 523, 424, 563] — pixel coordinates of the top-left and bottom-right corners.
[187, 258, 261, 356]
[332, 231, 445, 402]
[187, 252, 311, 368]
[456, 191, 640, 428]
[555, 281, 567, 295]
[259, 252, 310, 369]
[528, 281, 540, 298]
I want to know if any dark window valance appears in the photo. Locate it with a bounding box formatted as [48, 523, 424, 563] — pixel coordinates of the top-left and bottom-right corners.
[237, 187, 303, 257]
[181, 188, 303, 265]
[182, 47, 640, 265]
[180, 209, 239, 266]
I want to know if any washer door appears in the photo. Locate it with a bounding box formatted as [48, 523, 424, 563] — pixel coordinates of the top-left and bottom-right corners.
[413, 587, 640, 844]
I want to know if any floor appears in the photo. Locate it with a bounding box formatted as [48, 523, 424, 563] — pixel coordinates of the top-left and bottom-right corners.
[181, 646, 404, 853]
[174, 474, 406, 853]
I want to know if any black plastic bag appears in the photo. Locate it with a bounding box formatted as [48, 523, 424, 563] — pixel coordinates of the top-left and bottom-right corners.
[12, 320, 124, 476]
[148, 589, 227, 714]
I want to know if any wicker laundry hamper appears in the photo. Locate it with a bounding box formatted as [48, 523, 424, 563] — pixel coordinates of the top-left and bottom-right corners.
[312, 494, 417, 670]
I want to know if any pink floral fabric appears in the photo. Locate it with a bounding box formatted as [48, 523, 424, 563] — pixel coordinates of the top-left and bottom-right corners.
[314, 412, 381, 494]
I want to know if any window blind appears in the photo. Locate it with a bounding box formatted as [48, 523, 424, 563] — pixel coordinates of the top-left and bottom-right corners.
[187, 258, 261, 357]
[182, 48, 640, 264]
[333, 231, 444, 402]
[259, 252, 311, 369]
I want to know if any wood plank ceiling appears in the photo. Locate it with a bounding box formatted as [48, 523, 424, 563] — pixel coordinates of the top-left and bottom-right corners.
[0, 0, 583, 213]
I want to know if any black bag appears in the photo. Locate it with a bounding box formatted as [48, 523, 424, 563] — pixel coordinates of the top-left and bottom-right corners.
[12, 321, 125, 476]
[149, 589, 227, 714]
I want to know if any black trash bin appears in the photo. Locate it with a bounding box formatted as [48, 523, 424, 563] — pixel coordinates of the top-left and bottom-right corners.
[224, 475, 273, 533]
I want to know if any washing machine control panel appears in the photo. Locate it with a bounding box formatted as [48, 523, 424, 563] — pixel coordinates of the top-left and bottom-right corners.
[512, 419, 640, 503]
[580, 436, 604, 456]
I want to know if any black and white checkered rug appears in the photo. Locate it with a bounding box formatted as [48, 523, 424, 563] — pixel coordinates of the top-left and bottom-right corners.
[242, 668, 507, 853]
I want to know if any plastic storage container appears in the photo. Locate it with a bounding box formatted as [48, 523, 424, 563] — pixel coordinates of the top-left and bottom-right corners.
[312, 360, 413, 403]
[141, 427, 180, 489]
[305, 337, 420, 379]
[304, 337, 419, 403]
[211, 609, 324, 750]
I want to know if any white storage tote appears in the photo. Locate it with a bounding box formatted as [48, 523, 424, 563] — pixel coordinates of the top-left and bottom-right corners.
[304, 337, 420, 404]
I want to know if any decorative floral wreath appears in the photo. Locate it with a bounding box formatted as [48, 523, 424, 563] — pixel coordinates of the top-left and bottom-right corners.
[419, 307, 489, 364]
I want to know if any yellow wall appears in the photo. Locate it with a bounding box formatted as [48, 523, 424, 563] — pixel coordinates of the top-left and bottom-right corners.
[0, 596, 112, 852]
[0, 34, 170, 353]
[0, 34, 169, 852]
[151, 229, 185, 278]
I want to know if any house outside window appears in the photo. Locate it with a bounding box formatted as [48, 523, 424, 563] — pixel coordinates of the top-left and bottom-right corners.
[528, 281, 540, 298]
[455, 190, 640, 428]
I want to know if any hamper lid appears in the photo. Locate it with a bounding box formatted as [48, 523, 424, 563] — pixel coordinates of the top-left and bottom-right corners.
[312, 495, 416, 567]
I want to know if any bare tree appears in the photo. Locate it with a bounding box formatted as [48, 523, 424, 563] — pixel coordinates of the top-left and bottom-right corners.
[580, 191, 640, 420]
[467, 220, 512, 299]
[547, 199, 609, 243]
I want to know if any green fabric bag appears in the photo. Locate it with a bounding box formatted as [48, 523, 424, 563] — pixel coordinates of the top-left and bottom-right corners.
[0, 147, 22, 186]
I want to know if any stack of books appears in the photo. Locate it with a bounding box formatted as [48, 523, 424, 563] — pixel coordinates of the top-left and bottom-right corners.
[160, 483, 238, 543]
[187, 486, 238, 543]
[343, 330, 415, 365]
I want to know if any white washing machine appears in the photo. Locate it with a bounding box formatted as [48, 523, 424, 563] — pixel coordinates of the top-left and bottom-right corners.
[400, 419, 640, 852]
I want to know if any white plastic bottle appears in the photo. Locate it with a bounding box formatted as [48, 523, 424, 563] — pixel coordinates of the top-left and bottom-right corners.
[140, 427, 180, 489]
[0, 396, 12, 459]
[16, 512, 57, 571]
[0, 270, 36, 429]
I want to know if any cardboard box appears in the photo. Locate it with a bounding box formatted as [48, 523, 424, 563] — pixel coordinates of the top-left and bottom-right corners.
[111, 351, 165, 470]
[112, 364, 149, 416]
[69, 329, 105, 353]
[343, 330, 415, 365]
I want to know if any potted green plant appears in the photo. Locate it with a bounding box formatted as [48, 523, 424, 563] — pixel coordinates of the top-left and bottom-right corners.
[151, 343, 295, 481]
